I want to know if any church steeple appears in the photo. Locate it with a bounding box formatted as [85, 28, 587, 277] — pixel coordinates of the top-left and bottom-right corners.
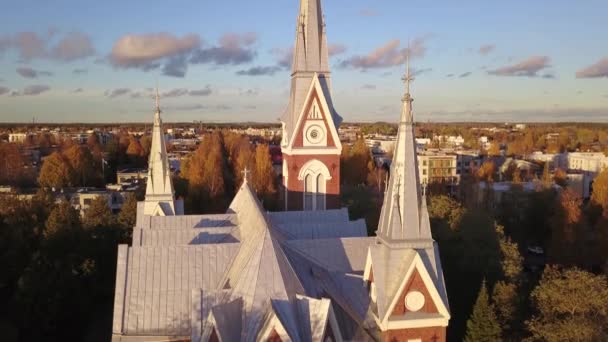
[376, 53, 432, 245]
[292, 0, 329, 73]
[143, 87, 180, 216]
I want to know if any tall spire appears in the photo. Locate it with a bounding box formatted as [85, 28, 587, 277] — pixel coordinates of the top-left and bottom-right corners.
[143, 86, 179, 216]
[376, 54, 431, 246]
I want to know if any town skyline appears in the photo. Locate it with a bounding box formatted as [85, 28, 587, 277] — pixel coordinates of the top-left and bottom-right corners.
[1, 0, 608, 123]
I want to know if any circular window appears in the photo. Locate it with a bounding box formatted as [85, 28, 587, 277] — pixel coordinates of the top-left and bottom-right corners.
[405, 291, 425, 312]
[306, 125, 324, 144]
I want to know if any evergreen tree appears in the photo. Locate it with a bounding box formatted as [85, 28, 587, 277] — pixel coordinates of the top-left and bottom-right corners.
[82, 196, 115, 229]
[464, 280, 502, 342]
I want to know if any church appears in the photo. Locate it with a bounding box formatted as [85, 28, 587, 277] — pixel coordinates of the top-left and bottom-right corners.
[110, 0, 450, 341]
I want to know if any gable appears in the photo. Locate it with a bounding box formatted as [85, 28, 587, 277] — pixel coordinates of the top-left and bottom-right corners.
[287, 74, 342, 152]
[391, 268, 438, 316]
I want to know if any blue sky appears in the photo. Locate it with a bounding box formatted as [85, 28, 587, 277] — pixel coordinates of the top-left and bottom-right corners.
[0, 0, 607, 123]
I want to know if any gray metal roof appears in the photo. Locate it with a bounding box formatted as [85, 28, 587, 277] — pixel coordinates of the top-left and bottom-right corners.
[132, 227, 238, 246]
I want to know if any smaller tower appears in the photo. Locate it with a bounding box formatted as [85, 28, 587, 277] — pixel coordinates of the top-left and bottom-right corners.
[143, 87, 183, 216]
[363, 54, 450, 341]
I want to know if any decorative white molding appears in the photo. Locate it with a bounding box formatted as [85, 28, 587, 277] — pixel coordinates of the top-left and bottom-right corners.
[298, 159, 332, 181]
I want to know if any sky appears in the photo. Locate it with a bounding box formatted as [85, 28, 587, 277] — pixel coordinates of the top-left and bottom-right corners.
[0, 0, 607, 123]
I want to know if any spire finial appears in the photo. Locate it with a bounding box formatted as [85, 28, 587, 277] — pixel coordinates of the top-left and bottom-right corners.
[242, 167, 251, 184]
[155, 83, 160, 113]
[402, 41, 414, 97]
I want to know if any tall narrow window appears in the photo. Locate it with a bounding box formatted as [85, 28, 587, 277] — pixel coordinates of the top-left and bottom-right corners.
[304, 174, 314, 211]
[316, 174, 326, 210]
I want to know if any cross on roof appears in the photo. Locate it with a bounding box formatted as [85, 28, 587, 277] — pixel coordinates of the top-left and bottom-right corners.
[401, 43, 415, 96]
[242, 167, 251, 184]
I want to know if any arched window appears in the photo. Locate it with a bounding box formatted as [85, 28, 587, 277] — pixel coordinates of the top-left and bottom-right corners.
[299, 159, 331, 211]
[304, 174, 314, 211]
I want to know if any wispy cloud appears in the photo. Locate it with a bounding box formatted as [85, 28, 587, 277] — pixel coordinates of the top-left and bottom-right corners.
[72, 68, 87, 74]
[11, 84, 51, 96]
[236, 65, 281, 76]
[16, 67, 53, 78]
[576, 57, 608, 78]
[190, 32, 257, 65]
[271, 47, 293, 69]
[361, 84, 376, 90]
[459, 71, 472, 78]
[0, 86, 9, 95]
[0, 31, 95, 62]
[339, 35, 430, 70]
[359, 9, 379, 17]
[328, 44, 347, 56]
[488, 56, 551, 77]
[105, 88, 131, 98]
[110, 32, 201, 69]
[189, 86, 213, 96]
[72, 88, 83, 93]
[478, 44, 495, 55]
[160, 86, 213, 98]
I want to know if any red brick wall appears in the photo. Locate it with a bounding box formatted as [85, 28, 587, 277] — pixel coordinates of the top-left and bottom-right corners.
[382, 326, 446, 342]
[268, 328, 282, 342]
[282, 153, 340, 210]
[392, 268, 438, 316]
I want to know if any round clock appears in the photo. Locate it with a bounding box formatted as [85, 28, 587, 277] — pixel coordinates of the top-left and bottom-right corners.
[404, 291, 425, 312]
[306, 125, 324, 145]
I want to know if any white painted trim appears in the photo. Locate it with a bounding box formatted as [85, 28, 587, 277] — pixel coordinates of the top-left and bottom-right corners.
[298, 159, 333, 181]
[282, 147, 341, 155]
[257, 314, 291, 341]
[381, 252, 450, 326]
[386, 315, 449, 329]
[363, 249, 373, 281]
[287, 73, 342, 152]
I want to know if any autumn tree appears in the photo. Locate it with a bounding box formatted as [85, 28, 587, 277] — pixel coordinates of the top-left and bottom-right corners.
[527, 266, 608, 341]
[82, 196, 115, 229]
[38, 152, 73, 189]
[126, 137, 145, 167]
[487, 142, 501, 157]
[553, 168, 568, 187]
[186, 133, 227, 213]
[476, 161, 496, 183]
[45, 200, 81, 237]
[0, 143, 31, 186]
[591, 167, 608, 212]
[118, 192, 137, 230]
[464, 280, 501, 342]
[63, 144, 97, 186]
[251, 143, 277, 209]
[341, 138, 372, 186]
[549, 188, 587, 266]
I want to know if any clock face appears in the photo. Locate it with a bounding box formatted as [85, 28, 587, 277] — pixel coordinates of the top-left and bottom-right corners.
[405, 291, 425, 312]
[306, 125, 325, 145]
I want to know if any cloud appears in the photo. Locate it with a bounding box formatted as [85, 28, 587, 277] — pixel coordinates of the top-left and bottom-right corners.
[478, 44, 495, 55]
[189, 86, 212, 96]
[446, 73, 454, 78]
[576, 57, 608, 78]
[72, 68, 88, 74]
[72, 88, 83, 93]
[161, 54, 188, 77]
[271, 47, 293, 69]
[239, 88, 259, 96]
[21, 84, 50, 96]
[413, 67, 432, 76]
[236, 65, 281, 76]
[0, 86, 9, 95]
[361, 84, 376, 90]
[359, 9, 379, 17]
[328, 44, 347, 56]
[16, 67, 52, 78]
[1, 31, 95, 62]
[110, 32, 201, 68]
[190, 32, 257, 65]
[487, 56, 551, 77]
[339, 36, 430, 70]
[50, 31, 95, 61]
[160, 86, 212, 98]
[541, 73, 555, 79]
[459, 71, 472, 78]
[105, 88, 131, 98]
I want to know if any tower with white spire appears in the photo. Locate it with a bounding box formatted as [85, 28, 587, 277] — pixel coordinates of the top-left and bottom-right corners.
[280, 0, 343, 211]
[142, 88, 183, 216]
[363, 55, 450, 341]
